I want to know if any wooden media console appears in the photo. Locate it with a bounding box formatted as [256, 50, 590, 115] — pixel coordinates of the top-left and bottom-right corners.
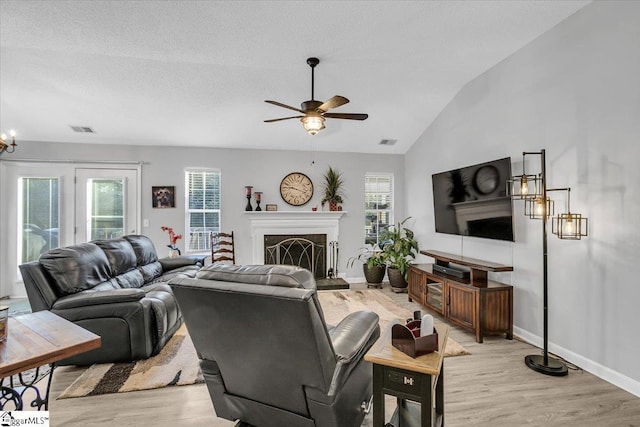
[408, 250, 513, 343]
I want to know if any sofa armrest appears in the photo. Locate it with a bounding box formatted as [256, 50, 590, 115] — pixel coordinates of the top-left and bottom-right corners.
[159, 256, 204, 271]
[52, 288, 145, 310]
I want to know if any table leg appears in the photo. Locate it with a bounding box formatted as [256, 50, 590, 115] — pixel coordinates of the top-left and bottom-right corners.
[0, 386, 23, 410]
[436, 361, 444, 426]
[0, 363, 55, 410]
[420, 372, 433, 427]
[373, 364, 385, 427]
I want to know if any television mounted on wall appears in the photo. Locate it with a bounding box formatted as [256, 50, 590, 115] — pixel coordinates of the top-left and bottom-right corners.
[432, 157, 514, 242]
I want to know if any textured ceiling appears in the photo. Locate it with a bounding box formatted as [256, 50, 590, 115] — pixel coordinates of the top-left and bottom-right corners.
[0, 1, 590, 154]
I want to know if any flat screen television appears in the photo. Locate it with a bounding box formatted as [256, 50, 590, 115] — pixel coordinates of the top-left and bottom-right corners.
[432, 157, 514, 242]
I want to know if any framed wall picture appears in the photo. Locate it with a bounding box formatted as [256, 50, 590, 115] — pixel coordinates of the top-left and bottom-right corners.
[265, 204, 278, 211]
[152, 186, 176, 208]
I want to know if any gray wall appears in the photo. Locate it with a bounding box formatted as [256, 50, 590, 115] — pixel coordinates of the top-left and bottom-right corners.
[405, 1, 640, 394]
[10, 141, 404, 280]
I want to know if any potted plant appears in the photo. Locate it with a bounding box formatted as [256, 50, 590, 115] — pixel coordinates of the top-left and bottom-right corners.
[347, 244, 387, 288]
[161, 225, 183, 257]
[380, 217, 419, 292]
[321, 166, 344, 211]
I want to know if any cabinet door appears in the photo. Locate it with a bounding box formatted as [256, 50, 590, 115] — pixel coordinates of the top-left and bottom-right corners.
[446, 283, 476, 330]
[408, 267, 424, 305]
[424, 277, 444, 314]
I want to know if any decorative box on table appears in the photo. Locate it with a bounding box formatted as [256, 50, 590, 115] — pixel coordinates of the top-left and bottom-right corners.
[391, 320, 438, 358]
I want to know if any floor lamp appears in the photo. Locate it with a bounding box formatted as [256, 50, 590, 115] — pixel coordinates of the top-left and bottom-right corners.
[508, 149, 588, 377]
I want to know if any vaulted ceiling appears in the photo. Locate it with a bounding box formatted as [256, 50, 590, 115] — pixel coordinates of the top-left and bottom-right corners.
[0, 1, 590, 154]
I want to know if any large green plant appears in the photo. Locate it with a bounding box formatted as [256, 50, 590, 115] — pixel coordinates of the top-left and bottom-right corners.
[346, 244, 386, 269]
[321, 166, 344, 205]
[380, 217, 419, 280]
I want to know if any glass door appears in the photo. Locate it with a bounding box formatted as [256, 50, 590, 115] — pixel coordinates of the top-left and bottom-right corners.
[75, 168, 139, 243]
[19, 177, 60, 264]
[0, 161, 74, 297]
[0, 162, 140, 297]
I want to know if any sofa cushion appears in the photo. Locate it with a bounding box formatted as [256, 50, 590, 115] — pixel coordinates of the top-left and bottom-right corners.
[154, 265, 200, 283]
[40, 243, 113, 296]
[196, 264, 316, 289]
[93, 238, 137, 275]
[92, 278, 121, 292]
[138, 262, 163, 283]
[115, 269, 145, 289]
[124, 235, 159, 266]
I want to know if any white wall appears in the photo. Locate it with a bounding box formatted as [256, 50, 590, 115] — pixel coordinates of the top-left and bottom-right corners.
[405, 1, 640, 395]
[2, 141, 404, 288]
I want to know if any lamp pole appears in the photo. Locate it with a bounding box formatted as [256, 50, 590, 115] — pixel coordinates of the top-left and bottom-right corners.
[524, 149, 568, 376]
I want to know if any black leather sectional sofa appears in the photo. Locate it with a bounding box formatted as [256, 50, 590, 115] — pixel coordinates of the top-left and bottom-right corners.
[19, 235, 203, 365]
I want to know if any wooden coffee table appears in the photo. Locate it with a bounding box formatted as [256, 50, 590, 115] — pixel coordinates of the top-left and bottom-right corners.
[0, 311, 101, 410]
[365, 322, 449, 427]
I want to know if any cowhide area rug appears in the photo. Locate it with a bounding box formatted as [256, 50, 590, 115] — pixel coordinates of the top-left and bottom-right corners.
[58, 289, 469, 399]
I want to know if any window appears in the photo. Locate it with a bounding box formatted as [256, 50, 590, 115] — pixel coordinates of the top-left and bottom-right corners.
[185, 170, 221, 253]
[365, 173, 393, 246]
[87, 178, 125, 240]
[19, 177, 60, 263]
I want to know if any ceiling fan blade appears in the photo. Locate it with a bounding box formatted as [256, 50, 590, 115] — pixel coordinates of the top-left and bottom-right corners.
[265, 100, 304, 113]
[323, 112, 368, 121]
[317, 95, 350, 112]
[264, 116, 304, 123]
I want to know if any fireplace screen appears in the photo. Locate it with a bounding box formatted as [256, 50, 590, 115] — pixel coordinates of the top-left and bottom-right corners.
[264, 234, 326, 279]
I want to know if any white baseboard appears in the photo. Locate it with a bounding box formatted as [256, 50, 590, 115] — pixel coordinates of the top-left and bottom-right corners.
[514, 326, 640, 398]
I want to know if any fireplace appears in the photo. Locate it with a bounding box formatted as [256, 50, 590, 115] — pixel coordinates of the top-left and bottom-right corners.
[246, 211, 345, 278]
[264, 234, 326, 279]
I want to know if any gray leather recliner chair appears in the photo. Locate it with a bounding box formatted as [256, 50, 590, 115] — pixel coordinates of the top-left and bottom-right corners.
[170, 264, 380, 427]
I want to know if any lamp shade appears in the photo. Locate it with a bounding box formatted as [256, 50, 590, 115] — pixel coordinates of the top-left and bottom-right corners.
[525, 196, 554, 219]
[552, 212, 588, 240]
[507, 174, 542, 199]
[301, 115, 325, 136]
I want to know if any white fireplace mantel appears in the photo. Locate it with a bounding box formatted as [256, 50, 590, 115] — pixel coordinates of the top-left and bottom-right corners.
[246, 211, 346, 265]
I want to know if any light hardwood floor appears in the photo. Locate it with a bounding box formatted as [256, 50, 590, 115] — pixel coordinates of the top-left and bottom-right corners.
[47, 283, 640, 426]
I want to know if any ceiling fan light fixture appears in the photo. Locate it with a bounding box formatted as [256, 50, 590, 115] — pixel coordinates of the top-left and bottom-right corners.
[301, 115, 325, 136]
[265, 57, 367, 135]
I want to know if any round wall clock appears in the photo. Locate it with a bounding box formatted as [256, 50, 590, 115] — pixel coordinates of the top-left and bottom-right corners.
[473, 165, 500, 195]
[280, 172, 314, 206]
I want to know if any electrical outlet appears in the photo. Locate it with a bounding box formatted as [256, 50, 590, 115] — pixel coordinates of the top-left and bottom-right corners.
[143, 219, 149, 227]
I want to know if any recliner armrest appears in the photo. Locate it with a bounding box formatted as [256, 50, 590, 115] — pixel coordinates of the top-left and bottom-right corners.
[329, 310, 380, 363]
[159, 256, 204, 271]
[52, 288, 145, 310]
[325, 310, 380, 397]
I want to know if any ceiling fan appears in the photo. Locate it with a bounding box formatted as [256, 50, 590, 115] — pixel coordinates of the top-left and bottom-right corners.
[264, 57, 368, 136]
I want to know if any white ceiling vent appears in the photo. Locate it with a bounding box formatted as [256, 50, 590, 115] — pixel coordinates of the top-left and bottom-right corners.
[379, 139, 397, 146]
[70, 125, 96, 133]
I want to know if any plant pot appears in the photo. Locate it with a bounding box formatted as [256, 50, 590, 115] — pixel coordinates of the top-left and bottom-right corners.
[329, 201, 338, 211]
[387, 267, 408, 293]
[363, 264, 386, 288]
